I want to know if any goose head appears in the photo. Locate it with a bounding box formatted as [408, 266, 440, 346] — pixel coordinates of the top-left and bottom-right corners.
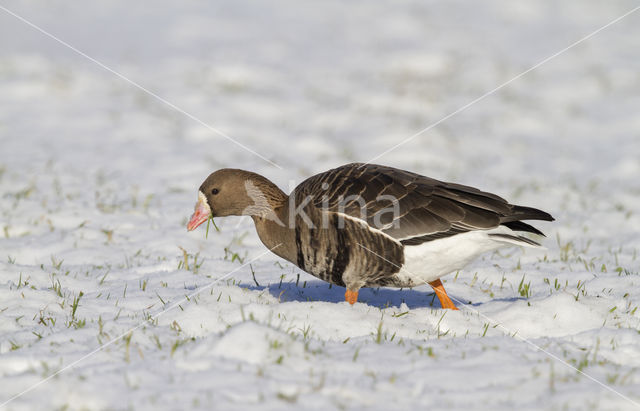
[187, 169, 286, 231]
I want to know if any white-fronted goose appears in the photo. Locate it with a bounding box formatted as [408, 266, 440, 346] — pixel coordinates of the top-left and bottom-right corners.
[187, 163, 554, 309]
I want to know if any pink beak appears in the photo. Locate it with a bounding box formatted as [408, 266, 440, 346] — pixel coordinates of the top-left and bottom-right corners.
[187, 192, 211, 231]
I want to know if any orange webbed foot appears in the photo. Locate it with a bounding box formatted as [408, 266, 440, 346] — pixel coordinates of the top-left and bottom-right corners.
[428, 279, 459, 310]
[345, 289, 358, 305]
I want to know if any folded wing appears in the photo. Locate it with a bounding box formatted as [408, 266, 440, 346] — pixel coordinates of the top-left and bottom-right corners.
[293, 163, 554, 246]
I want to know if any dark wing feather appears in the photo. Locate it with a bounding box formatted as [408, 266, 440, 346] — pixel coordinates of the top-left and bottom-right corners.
[501, 220, 545, 236]
[293, 163, 554, 245]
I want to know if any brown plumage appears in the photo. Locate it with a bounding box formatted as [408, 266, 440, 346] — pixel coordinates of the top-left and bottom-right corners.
[188, 163, 554, 309]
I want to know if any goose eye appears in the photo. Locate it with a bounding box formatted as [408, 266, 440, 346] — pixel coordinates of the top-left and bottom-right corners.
[211, 188, 219, 195]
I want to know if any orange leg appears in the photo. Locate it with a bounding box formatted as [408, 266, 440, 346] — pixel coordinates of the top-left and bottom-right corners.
[428, 279, 459, 310]
[345, 289, 358, 305]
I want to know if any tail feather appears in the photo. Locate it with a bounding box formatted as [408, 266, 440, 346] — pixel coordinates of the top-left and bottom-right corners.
[501, 220, 545, 236]
[502, 205, 554, 223]
[489, 233, 541, 247]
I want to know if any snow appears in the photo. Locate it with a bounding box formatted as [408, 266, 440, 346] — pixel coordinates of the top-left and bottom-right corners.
[1, 0, 640, 410]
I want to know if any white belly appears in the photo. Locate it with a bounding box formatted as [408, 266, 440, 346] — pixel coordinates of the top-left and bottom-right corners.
[395, 227, 537, 285]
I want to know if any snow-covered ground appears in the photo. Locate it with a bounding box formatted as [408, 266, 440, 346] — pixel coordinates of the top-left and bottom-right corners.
[1, 1, 640, 409]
